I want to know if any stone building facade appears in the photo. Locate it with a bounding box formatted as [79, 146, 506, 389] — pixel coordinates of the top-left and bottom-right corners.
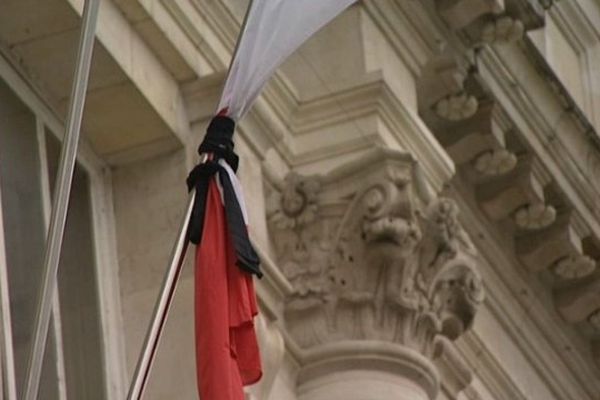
[1, 0, 600, 399]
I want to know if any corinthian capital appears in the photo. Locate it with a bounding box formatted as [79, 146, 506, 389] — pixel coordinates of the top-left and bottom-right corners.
[266, 149, 484, 360]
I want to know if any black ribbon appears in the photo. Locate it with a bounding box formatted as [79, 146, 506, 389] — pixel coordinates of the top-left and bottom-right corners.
[187, 116, 262, 278]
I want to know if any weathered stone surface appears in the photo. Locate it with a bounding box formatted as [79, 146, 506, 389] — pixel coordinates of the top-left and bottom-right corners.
[516, 214, 584, 273]
[554, 254, 596, 279]
[267, 149, 484, 360]
[434, 93, 479, 122]
[555, 276, 600, 323]
[417, 54, 468, 112]
[513, 203, 556, 230]
[435, 0, 504, 30]
[476, 157, 545, 221]
[480, 16, 525, 44]
[473, 148, 518, 176]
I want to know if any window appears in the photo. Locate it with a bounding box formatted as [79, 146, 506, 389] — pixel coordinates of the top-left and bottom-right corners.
[544, 16, 587, 110]
[528, 1, 599, 128]
[0, 71, 107, 398]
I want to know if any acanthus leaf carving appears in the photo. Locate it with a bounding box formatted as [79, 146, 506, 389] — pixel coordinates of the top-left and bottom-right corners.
[266, 151, 484, 359]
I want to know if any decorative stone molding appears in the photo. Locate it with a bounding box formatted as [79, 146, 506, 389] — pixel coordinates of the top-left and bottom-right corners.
[476, 156, 547, 221]
[268, 172, 321, 230]
[435, 0, 504, 30]
[434, 93, 479, 121]
[266, 149, 484, 362]
[480, 16, 525, 44]
[553, 254, 596, 280]
[418, 72, 518, 171]
[435, 0, 543, 37]
[418, 56, 469, 115]
[409, 0, 600, 381]
[433, 336, 474, 399]
[555, 275, 600, 323]
[516, 213, 589, 274]
[513, 203, 556, 230]
[473, 148, 518, 176]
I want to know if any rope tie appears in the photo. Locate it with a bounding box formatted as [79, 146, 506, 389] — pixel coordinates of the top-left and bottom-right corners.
[187, 116, 262, 277]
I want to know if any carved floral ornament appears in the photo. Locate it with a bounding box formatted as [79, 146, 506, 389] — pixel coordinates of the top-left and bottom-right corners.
[266, 151, 484, 359]
[480, 16, 525, 44]
[434, 92, 479, 121]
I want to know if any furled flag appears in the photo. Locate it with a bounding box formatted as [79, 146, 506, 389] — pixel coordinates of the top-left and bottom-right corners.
[186, 1, 357, 399]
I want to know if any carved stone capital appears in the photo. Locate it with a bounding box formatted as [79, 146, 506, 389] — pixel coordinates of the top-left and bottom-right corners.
[266, 149, 484, 363]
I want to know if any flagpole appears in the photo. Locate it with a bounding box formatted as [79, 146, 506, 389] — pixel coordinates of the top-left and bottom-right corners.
[126, 188, 197, 400]
[126, 2, 254, 397]
[24, 1, 99, 399]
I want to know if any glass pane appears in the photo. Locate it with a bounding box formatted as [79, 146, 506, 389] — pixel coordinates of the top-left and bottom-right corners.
[0, 78, 59, 398]
[46, 133, 106, 399]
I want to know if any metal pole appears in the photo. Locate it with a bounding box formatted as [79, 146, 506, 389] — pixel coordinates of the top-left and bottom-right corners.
[127, 0, 255, 396]
[127, 190, 196, 400]
[24, 1, 100, 399]
[0, 183, 17, 400]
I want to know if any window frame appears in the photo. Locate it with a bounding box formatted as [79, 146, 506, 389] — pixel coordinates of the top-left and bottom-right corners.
[548, 0, 600, 128]
[0, 52, 127, 399]
[0, 168, 17, 400]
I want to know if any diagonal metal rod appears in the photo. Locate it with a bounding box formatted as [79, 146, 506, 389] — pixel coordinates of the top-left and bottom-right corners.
[0, 185, 17, 400]
[127, 190, 196, 400]
[126, 1, 255, 397]
[24, 1, 100, 399]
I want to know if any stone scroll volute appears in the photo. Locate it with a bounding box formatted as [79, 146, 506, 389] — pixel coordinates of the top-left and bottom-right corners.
[266, 149, 484, 359]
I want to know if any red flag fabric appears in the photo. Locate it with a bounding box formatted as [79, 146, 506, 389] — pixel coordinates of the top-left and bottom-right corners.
[191, 2, 360, 396]
[195, 179, 262, 400]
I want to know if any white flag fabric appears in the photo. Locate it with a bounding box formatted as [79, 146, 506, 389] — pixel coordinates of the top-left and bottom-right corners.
[217, 0, 358, 121]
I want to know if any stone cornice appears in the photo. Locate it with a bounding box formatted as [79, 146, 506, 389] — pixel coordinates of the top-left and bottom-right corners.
[448, 179, 600, 399]
[176, 0, 454, 192]
[68, 0, 191, 143]
[392, 0, 600, 381]
[550, 0, 600, 48]
[362, 0, 440, 77]
[457, 331, 529, 400]
[478, 45, 600, 240]
[184, 72, 455, 193]
[142, 0, 220, 76]
[159, 0, 232, 72]
[400, 0, 600, 241]
[266, 76, 454, 189]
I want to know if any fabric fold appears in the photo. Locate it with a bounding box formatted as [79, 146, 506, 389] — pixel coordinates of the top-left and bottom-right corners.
[195, 181, 261, 400]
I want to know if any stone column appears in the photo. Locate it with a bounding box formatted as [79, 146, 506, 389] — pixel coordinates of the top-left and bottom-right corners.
[266, 148, 484, 400]
[296, 342, 437, 400]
